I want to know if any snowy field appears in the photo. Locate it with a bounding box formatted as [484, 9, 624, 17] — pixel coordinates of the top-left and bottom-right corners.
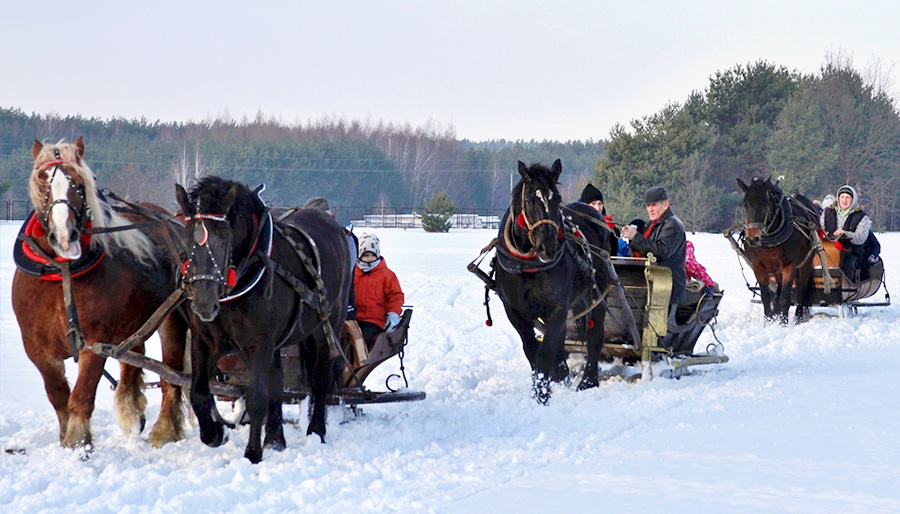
[1, 221, 899, 513]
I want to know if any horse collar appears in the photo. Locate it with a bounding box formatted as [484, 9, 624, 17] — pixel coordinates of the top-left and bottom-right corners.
[220, 212, 274, 303]
[13, 211, 105, 280]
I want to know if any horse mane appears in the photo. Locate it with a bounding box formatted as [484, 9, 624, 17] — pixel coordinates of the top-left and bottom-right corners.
[30, 140, 156, 265]
[187, 176, 264, 218]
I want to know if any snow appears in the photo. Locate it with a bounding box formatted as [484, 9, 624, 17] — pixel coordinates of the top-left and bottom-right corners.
[2, 222, 900, 513]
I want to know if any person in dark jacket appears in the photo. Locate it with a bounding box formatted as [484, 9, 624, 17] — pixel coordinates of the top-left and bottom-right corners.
[621, 186, 687, 304]
[820, 185, 878, 282]
[579, 183, 622, 254]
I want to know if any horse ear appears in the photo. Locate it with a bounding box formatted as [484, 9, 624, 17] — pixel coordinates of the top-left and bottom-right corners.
[222, 184, 240, 213]
[32, 140, 42, 160]
[75, 137, 85, 162]
[736, 178, 748, 192]
[550, 159, 562, 182]
[175, 184, 193, 215]
[517, 161, 531, 181]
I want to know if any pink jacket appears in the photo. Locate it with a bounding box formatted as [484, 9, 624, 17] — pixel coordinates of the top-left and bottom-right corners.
[685, 241, 714, 286]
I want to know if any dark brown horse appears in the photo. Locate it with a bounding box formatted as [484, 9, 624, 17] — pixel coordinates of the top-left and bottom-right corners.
[736, 177, 821, 324]
[12, 138, 187, 449]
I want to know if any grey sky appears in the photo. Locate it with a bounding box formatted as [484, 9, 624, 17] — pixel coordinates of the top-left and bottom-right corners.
[2, 1, 897, 142]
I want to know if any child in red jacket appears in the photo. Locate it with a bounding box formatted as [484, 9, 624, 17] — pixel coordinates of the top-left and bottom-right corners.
[354, 233, 405, 348]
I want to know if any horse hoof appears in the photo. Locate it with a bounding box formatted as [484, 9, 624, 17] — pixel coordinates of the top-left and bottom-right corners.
[139, 415, 146, 434]
[531, 375, 551, 405]
[264, 436, 286, 452]
[577, 376, 599, 390]
[244, 447, 263, 464]
[201, 425, 227, 448]
[306, 425, 326, 444]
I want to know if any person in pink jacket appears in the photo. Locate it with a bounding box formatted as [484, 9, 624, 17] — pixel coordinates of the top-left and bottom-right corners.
[685, 240, 716, 298]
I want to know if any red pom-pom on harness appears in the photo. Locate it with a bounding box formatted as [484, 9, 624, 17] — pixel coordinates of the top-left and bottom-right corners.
[226, 266, 237, 288]
[485, 319, 492, 327]
[181, 260, 190, 277]
[516, 213, 527, 228]
[588, 319, 595, 329]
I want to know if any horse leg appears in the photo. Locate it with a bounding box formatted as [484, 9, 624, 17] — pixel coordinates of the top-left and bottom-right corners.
[27, 348, 71, 444]
[62, 350, 106, 448]
[503, 308, 539, 371]
[113, 343, 147, 437]
[754, 268, 776, 323]
[306, 333, 333, 443]
[189, 334, 226, 448]
[794, 265, 813, 324]
[778, 265, 796, 326]
[263, 350, 286, 452]
[577, 309, 605, 390]
[532, 318, 568, 404]
[244, 347, 277, 463]
[148, 315, 187, 447]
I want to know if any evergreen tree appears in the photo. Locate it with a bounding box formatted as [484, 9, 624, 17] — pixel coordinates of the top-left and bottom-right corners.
[421, 190, 456, 232]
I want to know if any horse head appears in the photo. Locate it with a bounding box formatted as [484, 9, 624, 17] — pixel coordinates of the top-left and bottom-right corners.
[737, 176, 785, 246]
[29, 138, 94, 260]
[176, 177, 262, 322]
[511, 159, 564, 263]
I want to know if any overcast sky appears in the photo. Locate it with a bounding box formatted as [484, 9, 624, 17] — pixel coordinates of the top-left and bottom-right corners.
[2, 1, 898, 142]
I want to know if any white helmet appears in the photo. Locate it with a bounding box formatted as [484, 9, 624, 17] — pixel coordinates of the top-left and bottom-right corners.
[358, 233, 381, 259]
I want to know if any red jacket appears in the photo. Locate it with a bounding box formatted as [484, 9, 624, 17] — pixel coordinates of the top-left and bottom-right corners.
[354, 258, 404, 328]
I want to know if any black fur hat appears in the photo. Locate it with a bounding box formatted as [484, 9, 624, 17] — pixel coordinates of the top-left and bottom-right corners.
[580, 183, 604, 204]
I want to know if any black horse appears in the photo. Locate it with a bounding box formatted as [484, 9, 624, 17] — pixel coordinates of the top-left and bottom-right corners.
[737, 177, 821, 324]
[493, 160, 612, 404]
[175, 177, 351, 463]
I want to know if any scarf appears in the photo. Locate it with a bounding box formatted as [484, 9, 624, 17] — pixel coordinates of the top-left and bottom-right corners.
[357, 257, 382, 273]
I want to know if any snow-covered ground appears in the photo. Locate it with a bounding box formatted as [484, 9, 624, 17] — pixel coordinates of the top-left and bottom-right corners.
[1, 222, 899, 513]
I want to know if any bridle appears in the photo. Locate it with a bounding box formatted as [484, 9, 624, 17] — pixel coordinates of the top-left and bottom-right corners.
[513, 182, 564, 249]
[37, 154, 89, 232]
[740, 185, 794, 247]
[179, 212, 237, 296]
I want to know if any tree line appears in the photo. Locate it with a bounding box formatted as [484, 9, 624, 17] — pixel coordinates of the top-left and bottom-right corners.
[0, 110, 603, 223]
[594, 53, 900, 232]
[4, 52, 897, 231]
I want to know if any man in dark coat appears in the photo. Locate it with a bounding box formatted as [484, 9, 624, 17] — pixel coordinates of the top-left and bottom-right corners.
[621, 186, 687, 305]
[579, 182, 621, 252]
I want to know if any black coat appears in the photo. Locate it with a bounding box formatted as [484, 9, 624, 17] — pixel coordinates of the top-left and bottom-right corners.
[629, 207, 687, 304]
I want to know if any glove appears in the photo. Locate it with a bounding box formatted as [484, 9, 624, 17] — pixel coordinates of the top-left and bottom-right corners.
[704, 285, 715, 298]
[385, 312, 401, 332]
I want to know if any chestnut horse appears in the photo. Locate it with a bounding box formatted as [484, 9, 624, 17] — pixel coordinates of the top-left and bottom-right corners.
[737, 177, 821, 324]
[12, 138, 187, 449]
